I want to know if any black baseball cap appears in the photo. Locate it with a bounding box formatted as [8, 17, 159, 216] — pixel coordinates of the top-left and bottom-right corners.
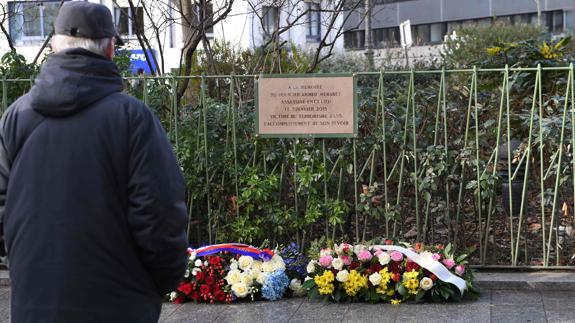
[54, 2, 124, 45]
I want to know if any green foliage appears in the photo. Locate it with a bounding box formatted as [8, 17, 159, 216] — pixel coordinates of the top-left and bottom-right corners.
[442, 22, 542, 68]
[0, 51, 38, 107]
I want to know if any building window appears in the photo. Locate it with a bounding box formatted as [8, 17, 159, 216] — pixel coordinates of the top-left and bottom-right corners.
[412, 24, 430, 45]
[262, 6, 279, 36]
[8, 1, 61, 45]
[114, 6, 144, 38]
[566, 10, 573, 32]
[343, 30, 364, 49]
[307, 3, 320, 41]
[429, 23, 445, 43]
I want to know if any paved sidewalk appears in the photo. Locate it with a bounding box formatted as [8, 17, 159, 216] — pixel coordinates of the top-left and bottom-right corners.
[0, 271, 574, 322]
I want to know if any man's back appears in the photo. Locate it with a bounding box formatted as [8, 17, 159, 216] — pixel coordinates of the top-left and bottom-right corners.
[0, 48, 188, 322]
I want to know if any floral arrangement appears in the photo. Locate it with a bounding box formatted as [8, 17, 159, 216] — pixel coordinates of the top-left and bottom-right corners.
[303, 242, 479, 304]
[279, 242, 309, 297]
[169, 244, 292, 303]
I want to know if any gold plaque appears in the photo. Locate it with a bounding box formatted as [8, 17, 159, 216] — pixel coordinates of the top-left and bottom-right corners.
[256, 75, 356, 137]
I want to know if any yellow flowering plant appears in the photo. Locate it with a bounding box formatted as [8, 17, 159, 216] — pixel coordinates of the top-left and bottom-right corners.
[302, 242, 479, 304]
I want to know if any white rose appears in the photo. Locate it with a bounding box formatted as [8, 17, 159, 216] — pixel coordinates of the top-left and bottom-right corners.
[191, 268, 201, 276]
[238, 256, 254, 270]
[262, 261, 275, 273]
[378, 252, 391, 266]
[225, 269, 242, 285]
[231, 282, 249, 298]
[169, 291, 178, 301]
[188, 251, 197, 262]
[336, 270, 349, 282]
[334, 243, 344, 255]
[203, 260, 208, 266]
[194, 259, 202, 267]
[256, 272, 269, 285]
[240, 272, 254, 286]
[289, 278, 302, 291]
[331, 258, 344, 271]
[420, 277, 434, 291]
[252, 260, 263, 272]
[306, 260, 317, 274]
[369, 272, 382, 286]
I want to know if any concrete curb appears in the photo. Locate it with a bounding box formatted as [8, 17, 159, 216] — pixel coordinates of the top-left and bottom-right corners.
[475, 271, 575, 291]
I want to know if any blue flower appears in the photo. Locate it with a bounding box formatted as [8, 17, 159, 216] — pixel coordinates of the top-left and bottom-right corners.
[261, 270, 289, 301]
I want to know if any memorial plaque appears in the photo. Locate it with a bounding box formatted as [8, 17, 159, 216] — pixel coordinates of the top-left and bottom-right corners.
[256, 75, 357, 138]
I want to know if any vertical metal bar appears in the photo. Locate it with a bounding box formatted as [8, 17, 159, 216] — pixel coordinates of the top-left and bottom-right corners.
[143, 75, 148, 106]
[513, 68, 540, 266]
[353, 139, 359, 243]
[441, 69, 451, 242]
[505, 65, 515, 264]
[201, 76, 212, 243]
[409, 70, 420, 241]
[538, 65, 547, 265]
[323, 139, 329, 239]
[294, 140, 298, 220]
[230, 77, 240, 218]
[546, 65, 572, 266]
[473, 67, 483, 264]
[380, 71, 390, 238]
[482, 66, 508, 264]
[455, 71, 475, 250]
[172, 76, 179, 152]
[2, 78, 7, 114]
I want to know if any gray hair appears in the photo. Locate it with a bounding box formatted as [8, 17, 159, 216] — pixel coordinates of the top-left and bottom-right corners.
[51, 35, 112, 56]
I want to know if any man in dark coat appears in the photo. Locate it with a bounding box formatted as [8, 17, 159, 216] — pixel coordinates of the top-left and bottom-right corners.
[0, 2, 188, 322]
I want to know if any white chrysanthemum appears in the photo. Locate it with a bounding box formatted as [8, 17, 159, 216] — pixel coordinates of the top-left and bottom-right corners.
[331, 258, 344, 271]
[238, 255, 254, 270]
[306, 260, 317, 274]
[369, 272, 382, 286]
[378, 252, 391, 266]
[420, 277, 434, 290]
[336, 270, 350, 282]
[231, 282, 249, 298]
[226, 269, 242, 285]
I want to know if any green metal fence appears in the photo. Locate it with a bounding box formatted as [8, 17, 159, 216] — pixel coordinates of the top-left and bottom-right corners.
[3, 65, 575, 268]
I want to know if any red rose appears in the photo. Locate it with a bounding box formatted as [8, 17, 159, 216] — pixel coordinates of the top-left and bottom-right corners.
[174, 295, 184, 304]
[177, 282, 187, 292]
[195, 271, 205, 282]
[214, 290, 226, 302]
[349, 261, 360, 270]
[191, 291, 200, 301]
[391, 273, 401, 282]
[181, 283, 192, 295]
[209, 257, 221, 266]
[406, 262, 420, 272]
[389, 262, 401, 273]
[370, 263, 383, 273]
[206, 276, 215, 286]
[200, 284, 211, 295]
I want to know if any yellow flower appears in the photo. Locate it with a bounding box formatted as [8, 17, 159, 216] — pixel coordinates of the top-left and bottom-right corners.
[486, 46, 502, 56]
[391, 299, 401, 305]
[540, 42, 559, 59]
[343, 270, 368, 296]
[314, 270, 335, 295]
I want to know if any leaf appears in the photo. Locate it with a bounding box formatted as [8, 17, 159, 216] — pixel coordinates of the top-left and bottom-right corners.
[397, 284, 407, 296]
[415, 289, 426, 302]
[302, 279, 316, 289]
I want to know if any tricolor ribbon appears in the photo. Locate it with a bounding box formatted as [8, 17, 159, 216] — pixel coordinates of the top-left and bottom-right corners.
[372, 245, 467, 295]
[190, 243, 274, 261]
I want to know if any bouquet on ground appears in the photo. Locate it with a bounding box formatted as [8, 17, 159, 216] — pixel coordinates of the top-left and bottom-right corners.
[169, 244, 291, 303]
[303, 242, 479, 304]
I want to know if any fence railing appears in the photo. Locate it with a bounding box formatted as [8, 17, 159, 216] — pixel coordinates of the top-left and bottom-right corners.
[3, 65, 575, 268]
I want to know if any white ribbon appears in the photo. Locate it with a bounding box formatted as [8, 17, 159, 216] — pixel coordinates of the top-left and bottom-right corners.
[372, 245, 467, 295]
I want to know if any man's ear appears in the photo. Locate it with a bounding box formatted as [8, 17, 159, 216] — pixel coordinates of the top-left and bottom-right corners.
[106, 38, 115, 60]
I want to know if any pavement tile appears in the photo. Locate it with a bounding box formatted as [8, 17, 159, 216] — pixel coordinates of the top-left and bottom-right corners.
[491, 290, 542, 306]
[289, 299, 349, 323]
[159, 303, 183, 322]
[341, 303, 397, 323]
[213, 298, 304, 323]
[160, 302, 225, 323]
[395, 303, 491, 323]
[491, 305, 547, 323]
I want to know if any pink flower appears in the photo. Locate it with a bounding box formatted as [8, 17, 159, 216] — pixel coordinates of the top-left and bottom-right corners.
[339, 255, 351, 265]
[432, 253, 441, 261]
[358, 250, 373, 262]
[319, 255, 333, 268]
[390, 251, 403, 262]
[442, 258, 455, 269]
[455, 265, 465, 276]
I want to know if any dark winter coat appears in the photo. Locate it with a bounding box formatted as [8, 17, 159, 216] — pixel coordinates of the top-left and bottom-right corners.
[0, 48, 188, 322]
